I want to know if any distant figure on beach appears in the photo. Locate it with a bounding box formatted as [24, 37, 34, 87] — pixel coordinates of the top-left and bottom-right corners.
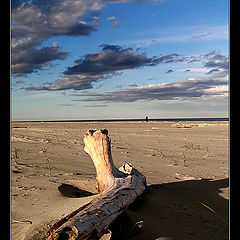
[145, 116, 148, 122]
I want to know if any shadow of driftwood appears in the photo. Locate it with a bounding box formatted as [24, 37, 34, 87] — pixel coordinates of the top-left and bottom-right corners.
[111, 178, 229, 240]
[58, 183, 95, 198]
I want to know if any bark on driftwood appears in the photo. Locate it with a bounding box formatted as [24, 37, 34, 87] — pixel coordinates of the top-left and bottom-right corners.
[46, 129, 146, 240]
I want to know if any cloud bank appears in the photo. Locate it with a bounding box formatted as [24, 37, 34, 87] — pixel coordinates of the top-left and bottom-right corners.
[74, 77, 228, 103]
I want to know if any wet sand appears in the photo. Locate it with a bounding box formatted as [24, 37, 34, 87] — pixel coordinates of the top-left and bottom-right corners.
[11, 121, 229, 240]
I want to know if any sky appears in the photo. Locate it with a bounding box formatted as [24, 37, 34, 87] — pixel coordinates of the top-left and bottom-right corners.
[11, 0, 229, 121]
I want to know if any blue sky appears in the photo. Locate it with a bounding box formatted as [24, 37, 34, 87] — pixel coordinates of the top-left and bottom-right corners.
[11, 0, 229, 121]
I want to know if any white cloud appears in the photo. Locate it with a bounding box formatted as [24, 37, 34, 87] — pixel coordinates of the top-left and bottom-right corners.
[203, 85, 228, 98]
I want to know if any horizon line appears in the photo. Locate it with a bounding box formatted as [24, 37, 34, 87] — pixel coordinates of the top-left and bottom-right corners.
[11, 117, 229, 123]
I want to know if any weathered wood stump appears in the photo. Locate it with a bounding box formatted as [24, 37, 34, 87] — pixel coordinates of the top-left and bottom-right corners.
[46, 129, 146, 240]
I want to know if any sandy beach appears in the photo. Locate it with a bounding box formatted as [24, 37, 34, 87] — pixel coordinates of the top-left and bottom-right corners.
[11, 121, 229, 240]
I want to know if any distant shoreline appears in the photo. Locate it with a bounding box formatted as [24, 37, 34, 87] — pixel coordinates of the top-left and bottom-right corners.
[11, 117, 229, 123]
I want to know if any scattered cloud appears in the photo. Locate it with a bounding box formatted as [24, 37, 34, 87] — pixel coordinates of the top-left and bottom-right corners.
[11, 0, 100, 77]
[11, 0, 227, 81]
[27, 44, 185, 91]
[26, 45, 228, 92]
[12, 0, 155, 77]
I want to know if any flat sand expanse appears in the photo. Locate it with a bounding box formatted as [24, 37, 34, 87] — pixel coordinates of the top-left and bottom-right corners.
[11, 121, 229, 240]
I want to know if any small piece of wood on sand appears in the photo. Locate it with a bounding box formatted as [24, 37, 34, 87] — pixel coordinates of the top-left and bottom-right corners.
[46, 129, 146, 240]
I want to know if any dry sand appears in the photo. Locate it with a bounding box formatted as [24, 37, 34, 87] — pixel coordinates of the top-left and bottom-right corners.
[11, 121, 229, 240]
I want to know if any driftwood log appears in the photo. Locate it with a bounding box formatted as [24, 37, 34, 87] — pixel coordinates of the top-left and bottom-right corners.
[46, 129, 146, 240]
